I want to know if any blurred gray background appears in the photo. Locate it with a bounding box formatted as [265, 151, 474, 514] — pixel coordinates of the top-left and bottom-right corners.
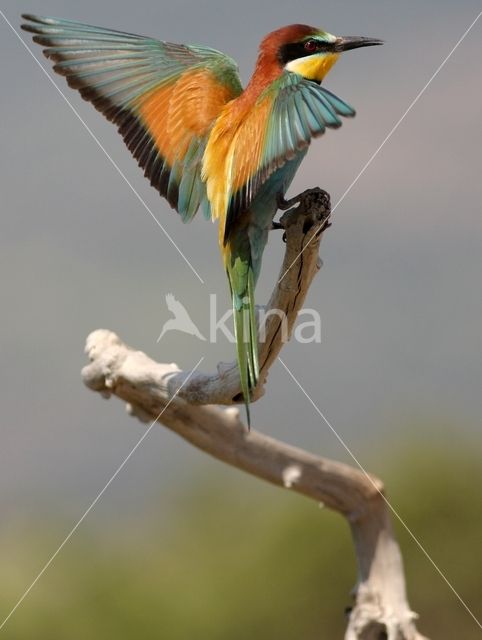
[1, 0, 481, 589]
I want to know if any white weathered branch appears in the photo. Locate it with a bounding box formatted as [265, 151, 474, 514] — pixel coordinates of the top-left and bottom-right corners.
[82, 190, 427, 640]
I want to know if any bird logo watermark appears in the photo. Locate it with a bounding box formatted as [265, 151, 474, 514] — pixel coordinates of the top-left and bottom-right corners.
[157, 293, 207, 342]
[157, 293, 321, 344]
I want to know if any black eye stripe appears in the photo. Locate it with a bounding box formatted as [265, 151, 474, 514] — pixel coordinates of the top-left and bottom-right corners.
[279, 40, 333, 65]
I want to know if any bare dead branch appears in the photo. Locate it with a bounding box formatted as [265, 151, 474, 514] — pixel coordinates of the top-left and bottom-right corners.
[81, 189, 428, 640]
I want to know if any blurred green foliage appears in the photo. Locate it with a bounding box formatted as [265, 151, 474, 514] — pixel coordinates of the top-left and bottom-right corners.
[1, 435, 481, 639]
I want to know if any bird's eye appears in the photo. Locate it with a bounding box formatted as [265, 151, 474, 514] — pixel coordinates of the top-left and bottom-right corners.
[304, 40, 318, 52]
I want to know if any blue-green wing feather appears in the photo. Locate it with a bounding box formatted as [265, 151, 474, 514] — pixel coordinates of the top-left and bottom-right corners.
[21, 14, 242, 220]
[225, 72, 355, 240]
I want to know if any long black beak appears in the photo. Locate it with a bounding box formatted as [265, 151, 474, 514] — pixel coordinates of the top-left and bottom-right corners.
[334, 36, 384, 52]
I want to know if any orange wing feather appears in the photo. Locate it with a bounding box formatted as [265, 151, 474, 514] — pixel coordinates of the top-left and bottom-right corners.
[203, 90, 273, 243]
[20, 14, 243, 218]
[136, 69, 237, 168]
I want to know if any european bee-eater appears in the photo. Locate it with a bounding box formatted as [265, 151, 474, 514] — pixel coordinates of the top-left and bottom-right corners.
[22, 15, 382, 425]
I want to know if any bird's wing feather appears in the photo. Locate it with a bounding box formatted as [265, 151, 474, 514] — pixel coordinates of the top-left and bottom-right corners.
[204, 71, 355, 242]
[21, 14, 243, 221]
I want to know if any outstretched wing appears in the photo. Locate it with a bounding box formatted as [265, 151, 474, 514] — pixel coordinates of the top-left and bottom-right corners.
[21, 14, 243, 221]
[204, 71, 355, 242]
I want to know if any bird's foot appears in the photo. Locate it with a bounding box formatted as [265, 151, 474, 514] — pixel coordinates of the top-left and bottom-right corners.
[276, 193, 297, 211]
[278, 187, 332, 238]
[277, 187, 330, 213]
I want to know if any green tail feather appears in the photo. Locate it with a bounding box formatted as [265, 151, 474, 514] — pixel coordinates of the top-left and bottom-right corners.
[227, 263, 259, 428]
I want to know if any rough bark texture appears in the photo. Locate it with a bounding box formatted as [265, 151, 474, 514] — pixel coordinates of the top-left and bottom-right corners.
[82, 189, 428, 640]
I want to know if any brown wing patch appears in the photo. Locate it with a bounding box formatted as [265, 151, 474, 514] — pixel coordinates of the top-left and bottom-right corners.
[231, 95, 272, 193]
[203, 90, 273, 242]
[135, 69, 237, 168]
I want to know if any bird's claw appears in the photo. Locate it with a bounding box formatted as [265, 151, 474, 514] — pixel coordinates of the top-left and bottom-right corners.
[277, 193, 297, 210]
[277, 187, 330, 213]
[278, 187, 332, 239]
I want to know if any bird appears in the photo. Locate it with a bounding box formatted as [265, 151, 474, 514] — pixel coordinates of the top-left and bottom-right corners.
[157, 293, 206, 342]
[21, 14, 382, 426]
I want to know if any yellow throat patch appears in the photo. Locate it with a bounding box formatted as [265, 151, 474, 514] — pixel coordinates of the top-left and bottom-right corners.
[286, 53, 340, 83]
